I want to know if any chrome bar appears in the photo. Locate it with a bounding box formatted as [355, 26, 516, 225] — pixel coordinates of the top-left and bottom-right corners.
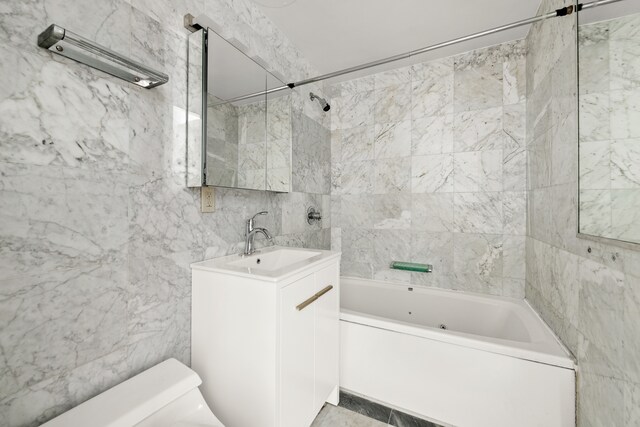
[222, 0, 625, 103]
[37, 24, 169, 89]
[296, 285, 334, 311]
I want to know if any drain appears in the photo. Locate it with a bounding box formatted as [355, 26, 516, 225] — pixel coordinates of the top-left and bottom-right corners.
[256, 258, 261, 264]
[439, 324, 447, 330]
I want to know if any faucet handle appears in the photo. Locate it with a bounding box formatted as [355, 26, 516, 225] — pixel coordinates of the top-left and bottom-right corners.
[250, 211, 268, 221]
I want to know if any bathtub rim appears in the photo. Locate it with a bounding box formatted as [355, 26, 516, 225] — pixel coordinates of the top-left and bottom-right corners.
[339, 276, 576, 370]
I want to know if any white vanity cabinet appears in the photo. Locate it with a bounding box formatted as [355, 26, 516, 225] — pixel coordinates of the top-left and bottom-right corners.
[191, 247, 340, 427]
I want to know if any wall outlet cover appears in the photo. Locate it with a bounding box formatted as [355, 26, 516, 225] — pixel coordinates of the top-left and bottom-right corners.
[201, 187, 215, 213]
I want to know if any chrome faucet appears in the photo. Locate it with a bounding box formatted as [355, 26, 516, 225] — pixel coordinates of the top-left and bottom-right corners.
[244, 211, 273, 256]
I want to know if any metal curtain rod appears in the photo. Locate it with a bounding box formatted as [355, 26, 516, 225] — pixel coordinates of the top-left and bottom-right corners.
[225, 0, 624, 103]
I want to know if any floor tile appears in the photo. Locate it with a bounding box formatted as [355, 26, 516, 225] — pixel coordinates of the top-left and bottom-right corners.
[312, 404, 389, 427]
[338, 391, 393, 423]
[389, 410, 441, 427]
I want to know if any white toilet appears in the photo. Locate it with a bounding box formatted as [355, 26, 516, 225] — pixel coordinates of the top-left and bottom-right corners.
[41, 358, 224, 427]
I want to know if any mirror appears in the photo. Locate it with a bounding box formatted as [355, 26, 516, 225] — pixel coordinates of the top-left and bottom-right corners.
[578, 3, 640, 244]
[187, 27, 292, 192]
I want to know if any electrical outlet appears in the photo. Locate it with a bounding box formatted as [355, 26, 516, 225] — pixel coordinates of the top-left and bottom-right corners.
[201, 187, 215, 213]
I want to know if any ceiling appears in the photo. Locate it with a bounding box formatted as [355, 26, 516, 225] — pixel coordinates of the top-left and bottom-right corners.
[253, 0, 541, 79]
[253, 0, 640, 83]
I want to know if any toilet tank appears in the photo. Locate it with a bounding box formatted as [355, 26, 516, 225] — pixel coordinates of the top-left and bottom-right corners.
[41, 359, 204, 427]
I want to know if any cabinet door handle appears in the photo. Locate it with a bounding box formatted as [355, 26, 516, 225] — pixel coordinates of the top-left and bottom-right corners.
[296, 285, 333, 311]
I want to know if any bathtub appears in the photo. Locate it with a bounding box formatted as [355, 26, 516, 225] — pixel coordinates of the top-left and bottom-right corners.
[339, 277, 576, 427]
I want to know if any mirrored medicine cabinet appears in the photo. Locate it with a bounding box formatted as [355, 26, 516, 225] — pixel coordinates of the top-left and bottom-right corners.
[577, 3, 640, 246]
[186, 25, 293, 192]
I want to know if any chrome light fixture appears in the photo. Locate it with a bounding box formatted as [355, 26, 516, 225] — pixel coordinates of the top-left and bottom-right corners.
[37, 24, 169, 89]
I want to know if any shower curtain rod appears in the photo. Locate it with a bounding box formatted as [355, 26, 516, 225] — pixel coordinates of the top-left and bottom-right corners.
[224, 0, 624, 103]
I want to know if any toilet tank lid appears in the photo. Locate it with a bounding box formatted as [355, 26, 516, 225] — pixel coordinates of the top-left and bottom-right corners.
[42, 359, 202, 427]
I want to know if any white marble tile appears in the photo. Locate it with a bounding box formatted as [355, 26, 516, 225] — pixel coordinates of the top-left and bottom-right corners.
[411, 154, 454, 194]
[411, 67, 454, 119]
[374, 83, 411, 124]
[0, 163, 129, 279]
[609, 13, 640, 91]
[503, 191, 527, 236]
[502, 278, 524, 298]
[341, 126, 375, 163]
[503, 104, 527, 192]
[624, 273, 640, 384]
[0, 347, 130, 427]
[373, 194, 411, 230]
[374, 158, 411, 194]
[579, 189, 612, 237]
[341, 195, 375, 229]
[374, 66, 411, 90]
[503, 235, 526, 279]
[577, 373, 624, 427]
[373, 229, 412, 280]
[453, 151, 503, 193]
[579, 92, 611, 142]
[453, 192, 503, 234]
[0, 264, 127, 402]
[411, 193, 454, 233]
[374, 120, 411, 159]
[410, 232, 454, 280]
[503, 58, 526, 105]
[411, 114, 454, 155]
[611, 189, 640, 242]
[578, 29, 610, 95]
[610, 138, 640, 189]
[579, 140, 611, 190]
[341, 227, 374, 263]
[330, 227, 341, 252]
[578, 258, 625, 379]
[610, 88, 640, 140]
[453, 107, 505, 152]
[331, 130, 342, 164]
[453, 63, 503, 112]
[331, 91, 375, 131]
[411, 57, 454, 82]
[624, 381, 640, 427]
[0, 1, 332, 423]
[453, 233, 503, 295]
[0, 58, 130, 170]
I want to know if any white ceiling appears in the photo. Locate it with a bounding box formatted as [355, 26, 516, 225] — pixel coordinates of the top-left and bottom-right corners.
[254, 0, 542, 78]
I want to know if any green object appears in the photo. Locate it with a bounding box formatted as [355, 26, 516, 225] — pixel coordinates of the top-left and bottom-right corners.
[389, 261, 433, 273]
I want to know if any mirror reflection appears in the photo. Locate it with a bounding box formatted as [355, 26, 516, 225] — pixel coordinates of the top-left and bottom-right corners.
[204, 29, 292, 192]
[578, 4, 640, 244]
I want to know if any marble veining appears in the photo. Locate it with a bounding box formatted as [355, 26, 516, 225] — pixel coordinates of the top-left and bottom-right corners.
[0, 0, 331, 425]
[312, 391, 444, 427]
[526, 2, 640, 426]
[331, 39, 527, 297]
[578, 13, 640, 244]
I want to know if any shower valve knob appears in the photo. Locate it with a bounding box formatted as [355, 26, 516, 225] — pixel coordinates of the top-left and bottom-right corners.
[307, 207, 322, 224]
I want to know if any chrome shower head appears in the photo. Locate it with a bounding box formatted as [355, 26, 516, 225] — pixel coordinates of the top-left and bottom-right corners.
[309, 92, 330, 112]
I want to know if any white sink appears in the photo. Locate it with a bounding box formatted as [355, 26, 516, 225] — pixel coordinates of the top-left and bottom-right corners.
[227, 248, 322, 272]
[191, 246, 338, 282]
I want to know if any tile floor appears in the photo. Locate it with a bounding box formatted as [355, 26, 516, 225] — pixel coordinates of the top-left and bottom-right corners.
[311, 392, 443, 427]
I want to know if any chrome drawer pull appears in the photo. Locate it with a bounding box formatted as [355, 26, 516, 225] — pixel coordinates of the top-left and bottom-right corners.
[296, 285, 333, 311]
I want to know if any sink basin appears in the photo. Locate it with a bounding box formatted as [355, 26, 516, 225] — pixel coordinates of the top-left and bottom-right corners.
[227, 249, 322, 272]
[191, 246, 339, 282]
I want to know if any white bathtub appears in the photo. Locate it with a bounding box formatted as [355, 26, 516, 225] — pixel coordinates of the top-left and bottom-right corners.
[339, 277, 576, 427]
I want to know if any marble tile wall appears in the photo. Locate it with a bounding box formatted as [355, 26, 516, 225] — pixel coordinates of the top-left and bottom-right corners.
[578, 13, 640, 242]
[0, 0, 330, 426]
[207, 98, 240, 187]
[329, 41, 527, 297]
[524, 0, 640, 425]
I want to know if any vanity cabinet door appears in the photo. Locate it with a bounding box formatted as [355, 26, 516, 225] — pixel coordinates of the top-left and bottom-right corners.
[280, 274, 316, 427]
[313, 263, 340, 412]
